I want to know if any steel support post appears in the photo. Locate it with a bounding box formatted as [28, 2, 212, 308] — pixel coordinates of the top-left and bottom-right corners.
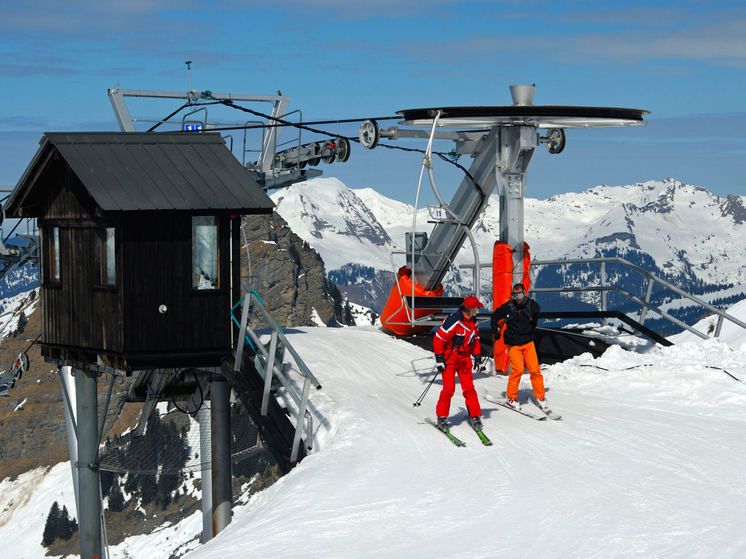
[261, 331, 278, 416]
[259, 98, 290, 182]
[496, 126, 537, 287]
[74, 368, 102, 559]
[197, 402, 212, 543]
[234, 294, 251, 371]
[600, 262, 608, 326]
[639, 277, 655, 327]
[59, 366, 80, 517]
[417, 127, 499, 291]
[211, 378, 232, 537]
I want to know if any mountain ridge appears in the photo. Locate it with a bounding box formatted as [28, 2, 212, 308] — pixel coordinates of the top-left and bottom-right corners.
[271, 177, 746, 323]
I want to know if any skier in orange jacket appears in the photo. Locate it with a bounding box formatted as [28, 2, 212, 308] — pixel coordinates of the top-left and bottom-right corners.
[490, 283, 548, 411]
[433, 295, 485, 430]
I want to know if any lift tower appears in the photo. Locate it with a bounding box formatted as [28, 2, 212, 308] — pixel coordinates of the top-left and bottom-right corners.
[360, 85, 649, 333]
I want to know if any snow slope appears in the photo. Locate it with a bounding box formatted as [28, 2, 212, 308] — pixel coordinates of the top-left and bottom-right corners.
[669, 297, 746, 349]
[0, 463, 77, 558]
[5, 317, 746, 557]
[270, 178, 399, 271]
[183, 327, 746, 559]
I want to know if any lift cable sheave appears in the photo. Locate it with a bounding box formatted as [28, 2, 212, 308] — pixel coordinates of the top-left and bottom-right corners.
[364, 85, 649, 334]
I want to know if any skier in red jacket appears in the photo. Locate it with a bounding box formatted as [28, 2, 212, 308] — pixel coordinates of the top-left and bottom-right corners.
[433, 295, 485, 431]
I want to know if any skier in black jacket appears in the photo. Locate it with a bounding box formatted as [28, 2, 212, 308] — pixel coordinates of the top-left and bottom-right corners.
[490, 283, 547, 411]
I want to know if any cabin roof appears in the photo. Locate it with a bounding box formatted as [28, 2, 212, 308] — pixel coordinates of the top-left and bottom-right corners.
[6, 131, 274, 216]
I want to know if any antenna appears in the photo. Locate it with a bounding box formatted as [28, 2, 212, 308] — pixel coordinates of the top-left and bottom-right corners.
[185, 61, 193, 92]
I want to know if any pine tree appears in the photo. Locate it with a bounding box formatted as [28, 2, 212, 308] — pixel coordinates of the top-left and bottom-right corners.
[42, 501, 60, 546]
[124, 472, 139, 495]
[157, 473, 179, 510]
[100, 470, 116, 498]
[57, 506, 74, 540]
[344, 300, 355, 325]
[108, 481, 126, 513]
[16, 309, 27, 335]
[140, 474, 157, 505]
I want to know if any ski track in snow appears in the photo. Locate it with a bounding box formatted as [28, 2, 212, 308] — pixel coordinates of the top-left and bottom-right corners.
[184, 327, 746, 559]
[4, 326, 746, 558]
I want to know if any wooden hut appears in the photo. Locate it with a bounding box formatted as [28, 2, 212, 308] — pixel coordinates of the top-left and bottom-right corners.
[6, 131, 274, 371]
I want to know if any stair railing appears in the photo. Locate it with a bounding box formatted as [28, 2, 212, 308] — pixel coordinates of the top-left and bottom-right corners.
[231, 290, 321, 462]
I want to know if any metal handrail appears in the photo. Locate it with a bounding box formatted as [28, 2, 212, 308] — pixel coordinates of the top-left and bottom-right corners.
[529, 257, 746, 341]
[231, 290, 320, 462]
[458, 256, 746, 341]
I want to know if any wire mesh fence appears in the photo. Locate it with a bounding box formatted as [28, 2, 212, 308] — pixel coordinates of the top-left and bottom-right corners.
[100, 404, 260, 475]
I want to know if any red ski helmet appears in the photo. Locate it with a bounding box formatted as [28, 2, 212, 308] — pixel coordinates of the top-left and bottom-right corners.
[463, 296, 484, 309]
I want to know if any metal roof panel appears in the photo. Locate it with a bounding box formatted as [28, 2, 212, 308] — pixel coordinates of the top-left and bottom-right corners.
[10, 132, 273, 214]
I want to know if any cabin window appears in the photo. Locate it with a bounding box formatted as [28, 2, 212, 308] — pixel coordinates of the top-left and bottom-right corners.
[48, 227, 60, 282]
[100, 228, 116, 286]
[192, 216, 219, 290]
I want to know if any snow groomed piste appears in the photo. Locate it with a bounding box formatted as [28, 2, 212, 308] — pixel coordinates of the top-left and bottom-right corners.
[181, 323, 746, 559]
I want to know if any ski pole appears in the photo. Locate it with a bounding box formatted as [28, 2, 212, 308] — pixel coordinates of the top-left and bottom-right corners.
[413, 369, 441, 407]
[475, 344, 496, 375]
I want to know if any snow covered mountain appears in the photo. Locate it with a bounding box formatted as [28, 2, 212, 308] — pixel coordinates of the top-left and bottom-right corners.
[271, 178, 398, 272]
[272, 178, 746, 330]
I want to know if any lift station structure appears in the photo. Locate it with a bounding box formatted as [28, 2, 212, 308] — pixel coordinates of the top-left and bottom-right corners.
[0, 84, 664, 559]
[364, 85, 649, 335]
[5, 81, 746, 559]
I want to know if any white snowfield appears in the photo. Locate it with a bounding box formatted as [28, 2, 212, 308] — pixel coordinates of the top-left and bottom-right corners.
[4, 323, 746, 558]
[185, 326, 746, 559]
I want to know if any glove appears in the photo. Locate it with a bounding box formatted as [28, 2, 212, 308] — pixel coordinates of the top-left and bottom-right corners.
[493, 330, 501, 341]
[435, 354, 446, 372]
[473, 355, 484, 371]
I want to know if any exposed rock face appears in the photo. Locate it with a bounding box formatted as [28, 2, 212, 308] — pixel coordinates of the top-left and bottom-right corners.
[240, 212, 337, 327]
[721, 194, 746, 224]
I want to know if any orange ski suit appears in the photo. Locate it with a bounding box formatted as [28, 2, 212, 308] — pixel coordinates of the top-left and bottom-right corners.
[506, 343, 545, 400]
[491, 296, 545, 400]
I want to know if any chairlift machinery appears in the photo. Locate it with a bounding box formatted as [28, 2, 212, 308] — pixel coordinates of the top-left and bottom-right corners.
[363, 85, 649, 334]
[108, 85, 352, 191]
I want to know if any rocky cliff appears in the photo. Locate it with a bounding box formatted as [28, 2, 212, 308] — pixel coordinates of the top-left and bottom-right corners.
[241, 212, 340, 327]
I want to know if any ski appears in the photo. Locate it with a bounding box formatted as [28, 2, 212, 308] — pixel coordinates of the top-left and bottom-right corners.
[472, 426, 493, 446]
[531, 398, 562, 420]
[484, 394, 548, 421]
[425, 418, 466, 447]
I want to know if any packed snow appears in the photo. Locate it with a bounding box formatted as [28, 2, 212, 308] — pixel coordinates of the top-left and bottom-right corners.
[670, 297, 746, 349]
[4, 296, 746, 558]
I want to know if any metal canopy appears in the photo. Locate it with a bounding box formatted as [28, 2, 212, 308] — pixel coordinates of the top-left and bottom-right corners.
[397, 105, 649, 129]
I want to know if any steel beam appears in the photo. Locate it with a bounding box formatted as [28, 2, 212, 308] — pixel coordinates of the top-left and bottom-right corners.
[197, 402, 213, 543]
[417, 127, 499, 290]
[496, 126, 537, 286]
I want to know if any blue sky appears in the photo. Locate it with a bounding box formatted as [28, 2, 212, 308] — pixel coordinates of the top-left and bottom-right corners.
[1, 0, 745, 204]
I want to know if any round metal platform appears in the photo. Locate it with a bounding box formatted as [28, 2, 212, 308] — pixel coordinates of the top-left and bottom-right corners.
[396, 105, 649, 129]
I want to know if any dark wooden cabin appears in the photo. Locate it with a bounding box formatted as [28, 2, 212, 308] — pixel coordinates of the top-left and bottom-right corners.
[6, 132, 274, 371]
